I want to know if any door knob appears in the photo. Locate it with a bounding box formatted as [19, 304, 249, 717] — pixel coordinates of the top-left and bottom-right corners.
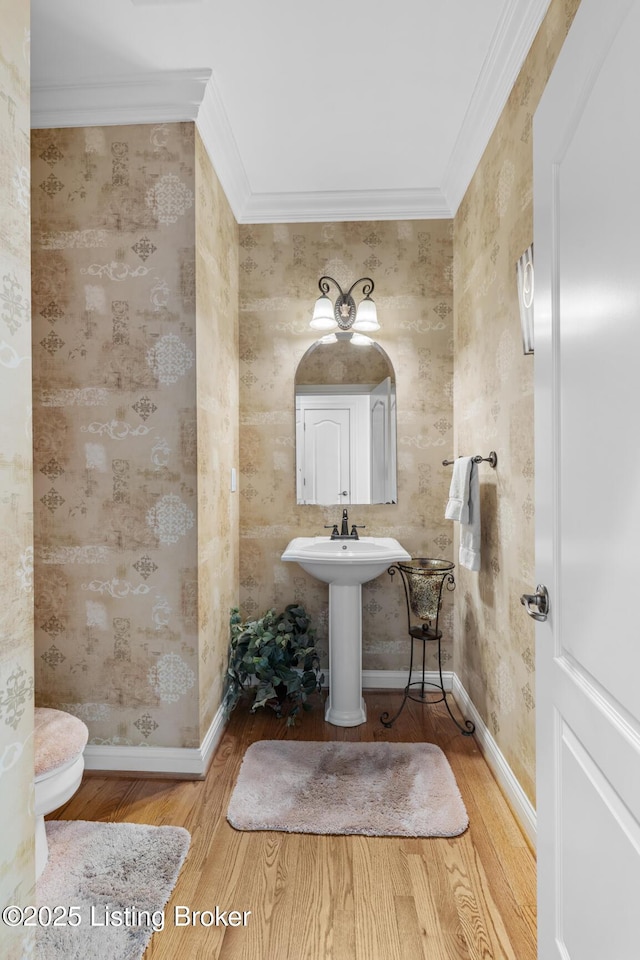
[520, 584, 549, 622]
[340, 490, 348, 496]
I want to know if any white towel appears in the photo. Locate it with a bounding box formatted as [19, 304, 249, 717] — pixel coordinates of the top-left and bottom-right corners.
[445, 457, 472, 523]
[458, 462, 481, 572]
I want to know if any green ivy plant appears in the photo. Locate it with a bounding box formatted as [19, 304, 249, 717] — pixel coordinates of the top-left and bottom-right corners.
[227, 604, 324, 726]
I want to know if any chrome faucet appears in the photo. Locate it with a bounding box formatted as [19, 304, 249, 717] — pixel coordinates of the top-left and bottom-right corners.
[324, 508, 365, 540]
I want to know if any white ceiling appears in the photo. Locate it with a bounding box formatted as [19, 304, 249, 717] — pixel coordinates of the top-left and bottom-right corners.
[30, 0, 551, 222]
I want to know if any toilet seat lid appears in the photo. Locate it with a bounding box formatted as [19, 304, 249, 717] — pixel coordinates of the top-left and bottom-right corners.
[34, 707, 89, 778]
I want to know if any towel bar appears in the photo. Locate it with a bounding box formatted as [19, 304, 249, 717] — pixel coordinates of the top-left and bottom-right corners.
[442, 451, 497, 468]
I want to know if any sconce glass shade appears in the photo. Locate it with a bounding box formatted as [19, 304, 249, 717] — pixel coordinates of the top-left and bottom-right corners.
[352, 296, 379, 332]
[310, 295, 338, 331]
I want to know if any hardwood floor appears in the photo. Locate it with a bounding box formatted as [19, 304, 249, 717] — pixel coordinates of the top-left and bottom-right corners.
[54, 691, 537, 960]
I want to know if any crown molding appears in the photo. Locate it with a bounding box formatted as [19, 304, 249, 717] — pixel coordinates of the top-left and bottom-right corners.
[31, 67, 212, 129]
[195, 76, 252, 223]
[442, 0, 553, 215]
[30, 0, 551, 224]
[237, 187, 452, 223]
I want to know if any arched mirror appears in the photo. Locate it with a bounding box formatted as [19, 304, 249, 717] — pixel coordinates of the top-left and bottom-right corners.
[295, 332, 397, 505]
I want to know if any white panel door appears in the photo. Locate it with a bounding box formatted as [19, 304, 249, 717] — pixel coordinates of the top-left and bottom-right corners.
[533, 1, 640, 957]
[301, 407, 351, 505]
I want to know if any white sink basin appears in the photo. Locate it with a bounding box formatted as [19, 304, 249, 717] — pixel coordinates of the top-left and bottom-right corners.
[281, 535, 410, 727]
[281, 536, 411, 585]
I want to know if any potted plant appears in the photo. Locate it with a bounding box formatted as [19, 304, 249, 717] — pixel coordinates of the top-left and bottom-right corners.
[227, 604, 324, 725]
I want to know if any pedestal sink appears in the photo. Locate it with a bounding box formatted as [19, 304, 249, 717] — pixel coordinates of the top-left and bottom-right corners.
[281, 536, 411, 726]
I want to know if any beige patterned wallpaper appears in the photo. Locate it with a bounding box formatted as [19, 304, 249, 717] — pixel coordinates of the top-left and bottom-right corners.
[195, 131, 239, 736]
[238, 221, 454, 672]
[31, 121, 238, 750]
[0, 0, 34, 955]
[452, 0, 580, 805]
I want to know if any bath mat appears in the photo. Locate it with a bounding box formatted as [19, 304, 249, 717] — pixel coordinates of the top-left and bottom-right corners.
[227, 740, 468, 837]
[36, 820, 190, 960]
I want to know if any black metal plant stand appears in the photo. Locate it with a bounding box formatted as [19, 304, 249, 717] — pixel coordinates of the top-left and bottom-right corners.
[380, 559, 475, 736]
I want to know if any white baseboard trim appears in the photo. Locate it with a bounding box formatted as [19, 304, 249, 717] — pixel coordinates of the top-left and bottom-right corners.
[452, 674, 537, 847]
[83, 700, 227, 779]
[361, 669, 453, 691]
[240, 667, 452, 692]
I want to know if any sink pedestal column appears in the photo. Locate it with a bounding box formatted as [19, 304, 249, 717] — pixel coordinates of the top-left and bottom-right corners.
[324, 584, 367, 727]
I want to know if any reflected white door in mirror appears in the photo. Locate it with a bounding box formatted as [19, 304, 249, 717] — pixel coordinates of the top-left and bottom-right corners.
[281, 535, 411, 726]
[295, 393, 369, 504]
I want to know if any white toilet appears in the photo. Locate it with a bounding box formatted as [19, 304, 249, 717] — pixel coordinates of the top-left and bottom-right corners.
[34, 707, 89, 879]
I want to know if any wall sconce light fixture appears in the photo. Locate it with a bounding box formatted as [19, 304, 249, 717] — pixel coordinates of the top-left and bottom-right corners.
[310, 276, 379, 333]
[516, 244, 534, 355]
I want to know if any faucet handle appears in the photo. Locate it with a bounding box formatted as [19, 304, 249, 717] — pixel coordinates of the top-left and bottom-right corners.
[350, 524, 365, 539]
[324, 524, 339, 538]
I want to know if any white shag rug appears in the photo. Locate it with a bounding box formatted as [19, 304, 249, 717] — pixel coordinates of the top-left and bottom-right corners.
[36, 820, 190, 960]
[227, 740, 468, 838]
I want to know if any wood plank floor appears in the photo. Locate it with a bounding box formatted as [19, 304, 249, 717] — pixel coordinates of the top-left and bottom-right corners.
[54, 691, 537, 960]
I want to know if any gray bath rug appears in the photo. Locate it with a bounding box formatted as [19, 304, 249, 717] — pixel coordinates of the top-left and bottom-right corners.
[227, 740, 468, 837]
[36, 820, 190, 960]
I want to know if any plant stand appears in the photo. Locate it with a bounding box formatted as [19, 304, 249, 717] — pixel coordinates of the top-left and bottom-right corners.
[380, 558, 475, 736]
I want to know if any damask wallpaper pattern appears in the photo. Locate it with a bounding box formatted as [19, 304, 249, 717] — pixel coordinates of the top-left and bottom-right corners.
[0, 0, 34, 955]
[31, 122, 238, 750]
[238, 221, 454, 672]
[452, 0, 580, 805]
[195, 131, 239, 736]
